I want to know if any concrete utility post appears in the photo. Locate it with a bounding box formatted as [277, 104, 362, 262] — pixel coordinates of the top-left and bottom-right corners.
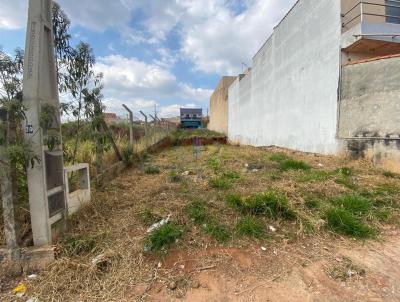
[140, 111, 148, 135]
[23, 0, 66, 246]
[122, 104, 134, 147]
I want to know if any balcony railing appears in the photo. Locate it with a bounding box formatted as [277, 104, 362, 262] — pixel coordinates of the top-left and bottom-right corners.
[342, 1, 400, 28]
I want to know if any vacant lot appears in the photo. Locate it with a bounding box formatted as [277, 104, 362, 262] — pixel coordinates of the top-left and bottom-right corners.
[2, 143, 400, 301]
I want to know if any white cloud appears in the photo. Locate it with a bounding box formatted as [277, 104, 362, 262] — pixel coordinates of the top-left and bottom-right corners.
[0, 0, 27, 29]
[94, 54, 212, 116]
[180, 0, 297, 74]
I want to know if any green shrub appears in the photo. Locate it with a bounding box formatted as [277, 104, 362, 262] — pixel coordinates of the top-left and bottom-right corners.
[300, 170, 332, 182]
[331, 194, 372, 216]
[122, 145, 134, 167]
[279, 159, 311, 171]
[145, 166, 160, 174]
[225, 194, 243, 209]
[270, 153, 290, 162]
[145, 222, 183, 251]
[186, 200, 208, 224]
[209, 176, 232, 189]
[235, 216, 265, 238]
[243, 191, 296, 220]
[203, 222, 231, 242]
[325, 208, 375, 238]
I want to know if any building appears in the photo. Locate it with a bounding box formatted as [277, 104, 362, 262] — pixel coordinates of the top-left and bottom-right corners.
[210, 0, 400, 172]
[104, 113, 118, 124]
[180, 108, 203, 129]
[208, 76, 237, 135]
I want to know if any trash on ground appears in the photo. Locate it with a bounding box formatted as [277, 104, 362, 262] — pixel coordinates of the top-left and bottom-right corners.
[27, 274, 38, 279]
[261, 246, 267, 251]
[12, 283, 27, 297]
[269, 225, 277, 232]
[147, 215, 172, 233]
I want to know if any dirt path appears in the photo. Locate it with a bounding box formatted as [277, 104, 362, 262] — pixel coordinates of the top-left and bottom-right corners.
[147, 231, 400, 302]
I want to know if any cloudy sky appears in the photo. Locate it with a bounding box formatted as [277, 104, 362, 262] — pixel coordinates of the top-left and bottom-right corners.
[0, 0, 296, 118]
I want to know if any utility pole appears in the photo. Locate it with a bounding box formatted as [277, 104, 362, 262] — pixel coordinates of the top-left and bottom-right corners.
[122, 104, 134, 148]
[140, 110, 148, 135]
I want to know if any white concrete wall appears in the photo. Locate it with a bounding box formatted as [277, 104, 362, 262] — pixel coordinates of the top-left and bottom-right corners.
[228, 0, 342, 154]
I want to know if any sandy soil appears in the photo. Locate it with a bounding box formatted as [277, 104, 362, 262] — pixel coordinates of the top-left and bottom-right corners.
[147, 230, 400, 302]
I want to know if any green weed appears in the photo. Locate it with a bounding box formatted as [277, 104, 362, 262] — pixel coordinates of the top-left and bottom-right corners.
[139, 208, 160, 227]
[325, 208, 375, 238]
[225, 194, 243, 209]
[242, 191, 296, 220]
[62, 234, 100, 256]
[305, 198, 320, 209]
[331, 194, 372, 216]
[270, 153, 290, 162]
[300, 170, 333, 182]
[209, 176, 232, 189]
[207, 157, 221, 172]
[145, 222, 183, 251]
[235, 216, 265, 238]
[186, 200, 208, 224]
[383, 171, 398, 178]
[145, 166, 160, 174]
[168, 171, 182, 183]
[203, 221, 231, 242]
[222, 171, 240, 180]
[279, 159, 311, 171]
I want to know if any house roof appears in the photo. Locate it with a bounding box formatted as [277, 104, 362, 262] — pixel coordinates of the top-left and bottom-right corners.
[180, 108, 202, 115]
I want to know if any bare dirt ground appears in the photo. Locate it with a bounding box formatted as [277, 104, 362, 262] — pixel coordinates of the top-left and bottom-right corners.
[1, 144, 399, 301]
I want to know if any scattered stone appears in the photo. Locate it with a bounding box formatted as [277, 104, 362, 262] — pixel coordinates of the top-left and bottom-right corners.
[182, 171, 190, 176]
[168, 281, 177, 290]
[269, 226, 277, 232]
[261, 246, 267, 251]
[178, 264, 185, 270]
[252, 169, 259, 172]
[335, 258, 343, 263]
[157, 262, 162, 268]
[318, 163, 324, 167]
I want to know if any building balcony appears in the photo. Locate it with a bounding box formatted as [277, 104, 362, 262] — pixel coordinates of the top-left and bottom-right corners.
[341, 1, 400, 57]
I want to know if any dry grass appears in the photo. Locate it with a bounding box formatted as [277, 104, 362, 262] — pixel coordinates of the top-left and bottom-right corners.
[2, 143, 399, 301]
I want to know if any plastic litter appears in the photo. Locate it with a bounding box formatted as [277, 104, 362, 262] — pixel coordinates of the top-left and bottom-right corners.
[12, 283, 27, 297]
[261, 246, 267, 251]
[147, 215, 171, 233]
[28, 274, 38, 279]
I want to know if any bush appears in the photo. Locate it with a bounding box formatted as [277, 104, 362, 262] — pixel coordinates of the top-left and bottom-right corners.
[331, 194, 372, 216]
[62, 234, 99, 256]
[145, 166, 160, 174]
[325, 208, 375, 238]
[122, 145, 134, 167]
[279, 159, 311, 171]
[305, 198, 320, 209]
[235, 216, 265, 238]
[145, 222, 183, 251]
[383, 171, 398, 178]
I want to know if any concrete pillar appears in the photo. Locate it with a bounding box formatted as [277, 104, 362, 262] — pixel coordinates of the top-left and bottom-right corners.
[22, 0, 65, 246]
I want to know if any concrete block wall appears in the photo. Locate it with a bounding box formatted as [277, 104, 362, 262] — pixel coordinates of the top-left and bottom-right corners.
[228, 0, 342, 154]
[338, 55, 400, 172]
[208, 76, 236, 135]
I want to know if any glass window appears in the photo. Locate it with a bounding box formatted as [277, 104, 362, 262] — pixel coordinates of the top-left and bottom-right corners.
[386, 0, 400, 24]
